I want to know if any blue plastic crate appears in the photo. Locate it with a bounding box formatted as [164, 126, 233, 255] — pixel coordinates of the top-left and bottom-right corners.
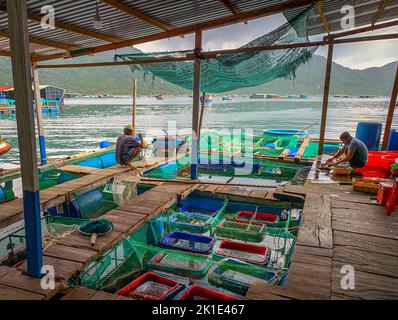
[160, 231, 216, 254]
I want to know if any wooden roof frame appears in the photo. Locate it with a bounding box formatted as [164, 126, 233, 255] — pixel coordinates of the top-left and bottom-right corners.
[0, 3, 121, 43]
[32, 0, 317, 62]
[0, 0, 397, 63]
[101, 0, 174, 31]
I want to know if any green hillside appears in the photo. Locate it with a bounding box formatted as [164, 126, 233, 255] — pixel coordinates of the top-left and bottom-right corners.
[0, 51, 396, 96]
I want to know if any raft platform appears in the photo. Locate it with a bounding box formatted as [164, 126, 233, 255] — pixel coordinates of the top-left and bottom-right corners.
[0, 156, 397, 300]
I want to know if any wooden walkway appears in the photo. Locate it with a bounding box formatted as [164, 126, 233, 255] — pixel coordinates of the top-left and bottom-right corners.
[0, 182, 195, 299]
[247, 162, 398, 300]
[0, 154, 166, 229]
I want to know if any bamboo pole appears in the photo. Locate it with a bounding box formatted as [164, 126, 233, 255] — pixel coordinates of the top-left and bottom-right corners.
[382, 64, 398, 150]
[198, 91, 206, 138]
[318, 43, 334, 156]
[190, 31, 202, 180]
[32, 62, 47, 165]
[132, 78, 137, 135]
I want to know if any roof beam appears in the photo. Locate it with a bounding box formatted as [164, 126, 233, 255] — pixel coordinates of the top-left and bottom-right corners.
[316, 0, 330, 34]
[324, 19, 398, 40]
[101, 0, 173, 31]
[0, 3, 120, 43]
[0, 50, 10, 57]
[371, 0, 391, 26]
[0, 29, 79, 51]
[218, 0, 240, 15]
[37, 32, 398, 68]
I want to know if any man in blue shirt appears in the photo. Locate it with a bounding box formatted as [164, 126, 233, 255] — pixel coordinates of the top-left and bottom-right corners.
[116, 125, 144, 167]
[326, 132, 368, 169]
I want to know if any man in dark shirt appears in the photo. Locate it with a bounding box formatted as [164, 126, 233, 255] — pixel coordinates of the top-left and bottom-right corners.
[325, 131, 368, 168]
[116, 125, 144, 166]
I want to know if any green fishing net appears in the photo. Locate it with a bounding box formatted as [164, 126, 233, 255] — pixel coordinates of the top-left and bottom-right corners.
[114, 7, 316, 93]
[38, 164, 79, 190]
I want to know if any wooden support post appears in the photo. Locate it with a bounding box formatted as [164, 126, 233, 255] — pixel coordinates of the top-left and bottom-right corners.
[190, 30, 202, 180]
[7, 0, 42, 278]
[318, 43, 334, 156]
[132, 78, 137, 135]
[198, 92, 206, 139]
[382, 64, 398, 150]
[32, 62, 47, 165]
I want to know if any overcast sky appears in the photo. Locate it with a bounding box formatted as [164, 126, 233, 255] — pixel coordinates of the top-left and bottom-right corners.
[135, 13, 398, 70]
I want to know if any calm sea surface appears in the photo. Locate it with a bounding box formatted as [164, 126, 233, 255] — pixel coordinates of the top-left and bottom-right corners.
[1, 96, 397, 165]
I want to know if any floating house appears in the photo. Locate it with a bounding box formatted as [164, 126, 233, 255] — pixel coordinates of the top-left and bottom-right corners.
[0, 85, 65, 106]
[0, 0, 397, 302]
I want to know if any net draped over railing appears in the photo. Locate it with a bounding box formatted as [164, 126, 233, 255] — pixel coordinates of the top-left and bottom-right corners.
[114, 7, 316, 93]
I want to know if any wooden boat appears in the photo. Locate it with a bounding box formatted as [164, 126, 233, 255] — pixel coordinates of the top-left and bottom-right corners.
[200, 94, 212, 107]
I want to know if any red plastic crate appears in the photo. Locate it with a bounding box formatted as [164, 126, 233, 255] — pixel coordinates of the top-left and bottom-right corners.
[377, 182, 394, 205]
[179, 285, 237, 300]
[214, 240, 270, 264]
[116, 272, 179, 300]
[237, 211, 279, 223]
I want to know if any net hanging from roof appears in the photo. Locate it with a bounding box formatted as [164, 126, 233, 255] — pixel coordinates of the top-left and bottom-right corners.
[114, 6, 317, 93]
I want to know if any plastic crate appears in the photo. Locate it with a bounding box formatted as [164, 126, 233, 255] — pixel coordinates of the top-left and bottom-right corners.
[178, 285, 237, 300]
[116, 272, 180, 300]
[148, 251, 212, 278]
[160, 231, 216, 254]
[179, 195, 225, 217]
[215, 218, 265, 243]
[213, 240, 270, 264]
[169, 211, 213, 234]
[208, 259, 278, 296]
[377, 182, 398, 206]
[236, 211, 279, 224]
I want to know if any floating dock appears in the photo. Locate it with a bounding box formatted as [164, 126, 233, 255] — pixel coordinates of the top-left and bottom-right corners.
[0, 155, 396, 300]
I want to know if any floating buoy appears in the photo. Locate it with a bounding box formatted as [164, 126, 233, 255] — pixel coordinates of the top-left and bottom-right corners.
[0, 140, 11, 156]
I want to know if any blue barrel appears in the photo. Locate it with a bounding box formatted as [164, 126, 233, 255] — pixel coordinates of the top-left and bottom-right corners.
[99, 140, 110, 148]
[355, 122, 382, 151]
[98, 152, 117, 168]
[387, 128, 398, 151]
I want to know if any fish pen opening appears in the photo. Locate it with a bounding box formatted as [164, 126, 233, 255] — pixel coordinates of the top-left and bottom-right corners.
[0, 181, 154, 267]
[70, 191, 301, 299]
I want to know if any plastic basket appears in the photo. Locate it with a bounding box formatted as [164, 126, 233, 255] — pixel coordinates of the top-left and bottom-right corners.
[208, 259, 278, 296]
[116, 272, 180, 300]
[236, 211, 279, 224]
[215, 218, 265, 243]
[169, 212, 213, 234]
[178, 285, 237, 300]
[213, 240, 270, 264]
[160, 231, 216, 254]
[179, 195, 226, 217]
[148, 251, 212, 278]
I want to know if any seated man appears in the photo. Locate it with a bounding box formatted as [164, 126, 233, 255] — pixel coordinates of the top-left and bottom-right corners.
[325, 131, 368, 169]
[116, 125, 144, 167]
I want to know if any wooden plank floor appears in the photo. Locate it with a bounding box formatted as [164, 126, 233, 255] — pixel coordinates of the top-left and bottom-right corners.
[1, 182, 195, 300]
[248, 181, 398, 300]
[0, 161, 161, 229]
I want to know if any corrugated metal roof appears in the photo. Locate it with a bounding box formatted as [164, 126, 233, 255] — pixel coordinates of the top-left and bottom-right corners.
[0, 0, 396, 60]
[285, 0, 398, 36]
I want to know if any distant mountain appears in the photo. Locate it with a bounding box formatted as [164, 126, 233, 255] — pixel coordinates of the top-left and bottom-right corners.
[0, 51, 396, 96]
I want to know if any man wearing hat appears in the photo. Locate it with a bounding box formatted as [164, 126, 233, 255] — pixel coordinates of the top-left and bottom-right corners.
[116, 125, 144, 167]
